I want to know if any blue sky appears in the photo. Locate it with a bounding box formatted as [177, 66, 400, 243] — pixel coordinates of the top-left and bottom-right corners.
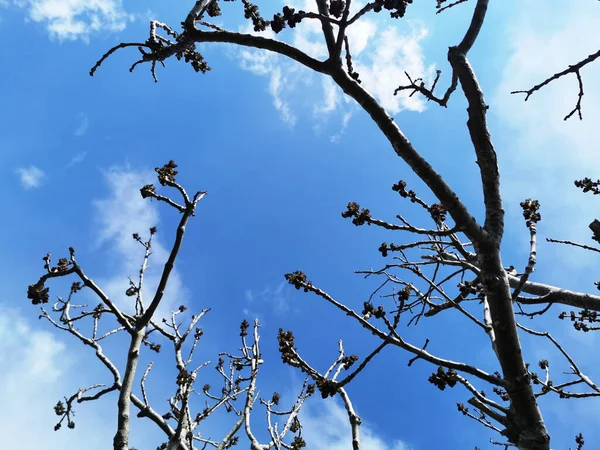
[1, 0, 600, 449]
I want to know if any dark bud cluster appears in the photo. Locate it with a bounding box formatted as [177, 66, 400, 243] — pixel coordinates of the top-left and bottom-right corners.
[398, 285, 411, 302]
[391, 180, 415, 200]
[150, 342, 161, 353]
[341, 354, 359, 369]
[271, 6, 304, 33]
[43, 252, 72, 273]
[206, 0, 222, 17]
[520, 198, 541, 228]
[428, 366, 458, 391]
[126, 285, 139, 297]
[362, 301, 385, 319]
[176, 368, 193, 387]
[28, 281, 49, 305]
[155, 160, 178, 186]
[575, 177, 600, 195]
[240, 319, 249, 337]
[285, 271, 311, 291]
[271, 392, 281, 405]
[140, 184, 156, 199]
[345, 43, 361, 83]
[92, 303, 104, 319]
[242, 0, 268, 31]
[175, 43, 211, 73]
[559, 309, 600, 332]
[241, 1, 304, 33]
[456, 402, 468, 415]
[429, 203, 447, 224]
[70, 282, 82, 294]
[290, 416, 301, 433]
[291, 436, 307, 450]
[458, 280, 485, 300]
[329, 0, 346, 18]
[574, 433, 585, 450]
[378, 242, 401, 257]
[373, 0, 413, 18]
[223, 436, 239, 449]
[53, 401, 75, 431]
[493, 386, 510, 401]
[54, 401, 65, 416]
[316, 378, 338, 398]
[143, 340, 161, 353]
[341, 202, 372, 226]
[278, 328, 298, 366]
[56, 258, 70, 272]
[540, 380, 555, 395]
[43, 253, 51, 270]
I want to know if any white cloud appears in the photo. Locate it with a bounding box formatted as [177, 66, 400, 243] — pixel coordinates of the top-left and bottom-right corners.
[493, 0, 600, 274]
[300, 397, 410, 450]
[355, 21, 434, 114]
[0, 306, 112, 449]
[345, 14, 377, 57]
[7, 0, 131, 41]
[92, 166, 188, 320]
[16, 165, 45, 189]
[74, 113, 89, 136]
[235, 3, 432, 131]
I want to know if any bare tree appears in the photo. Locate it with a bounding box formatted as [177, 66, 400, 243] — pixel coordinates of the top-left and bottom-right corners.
[28, 1, 600, 450]
[29, 161, 379, 450]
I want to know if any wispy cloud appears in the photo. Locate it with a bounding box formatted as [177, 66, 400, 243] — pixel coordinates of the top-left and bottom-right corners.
[5, 0, 131, 41]
[269, 65, 297, 126]
[66, 151, 87, 169]
[244, 281, 291, 321]
[16, 165, 45, 189]
[300, 397, 410, 450]
[330, 110, 353, 144]
[74, 113, 89, 137]
[237, 24, 299, 127]
[92, 166, 188, 320]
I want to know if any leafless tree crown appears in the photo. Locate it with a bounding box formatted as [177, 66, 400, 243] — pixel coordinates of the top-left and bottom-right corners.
[26, 1, 600, 450]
